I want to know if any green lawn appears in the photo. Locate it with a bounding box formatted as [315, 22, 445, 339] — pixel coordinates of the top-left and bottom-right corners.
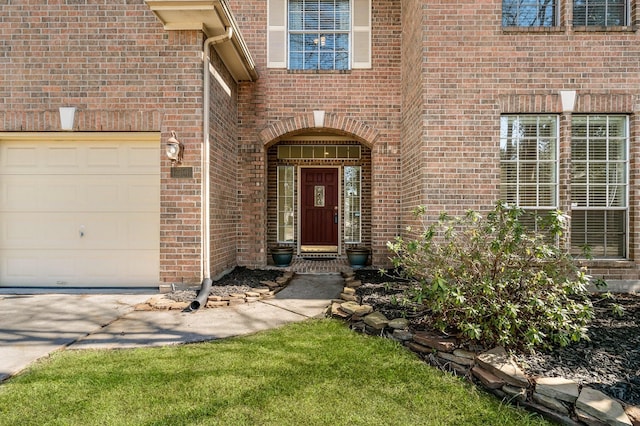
[0, 319, 551, 425]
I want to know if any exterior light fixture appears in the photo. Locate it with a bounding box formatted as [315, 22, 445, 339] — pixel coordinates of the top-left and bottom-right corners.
[59, 107, 76, 131]
[166, 130, 184, 166]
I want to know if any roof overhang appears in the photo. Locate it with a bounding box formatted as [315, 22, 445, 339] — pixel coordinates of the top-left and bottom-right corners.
[145, 0, 258, 82]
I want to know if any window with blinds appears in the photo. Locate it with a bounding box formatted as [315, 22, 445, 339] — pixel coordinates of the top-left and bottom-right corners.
[573, 0, 628, 26]
[571, 115, 628, 258]
[289, 0, 350, 70]
[500, 115, 559, 223]
[267, 0, 371, 69]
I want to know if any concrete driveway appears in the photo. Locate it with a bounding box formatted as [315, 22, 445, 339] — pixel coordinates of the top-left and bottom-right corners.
[0, 274, 343, 382]
[0, 292, 152, 382]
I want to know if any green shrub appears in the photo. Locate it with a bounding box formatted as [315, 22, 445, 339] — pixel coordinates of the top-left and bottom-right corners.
[387, 202, 594, 351]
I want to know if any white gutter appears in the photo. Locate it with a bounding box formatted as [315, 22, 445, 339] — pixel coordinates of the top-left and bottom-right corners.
[201, 27, 233, 281]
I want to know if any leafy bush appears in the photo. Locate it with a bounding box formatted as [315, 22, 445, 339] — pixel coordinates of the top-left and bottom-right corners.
[387, 202, 594, 351]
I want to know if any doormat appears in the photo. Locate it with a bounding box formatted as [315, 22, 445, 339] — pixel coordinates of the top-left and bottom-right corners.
[303, 257, 336, 261]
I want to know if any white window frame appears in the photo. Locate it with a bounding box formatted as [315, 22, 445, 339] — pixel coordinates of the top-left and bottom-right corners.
[277, 166, 296, 243]
[500, 115, 560, 223]
[344, 166, 361, 243]
[267, 0, 371, 69]
[570, 115, 629, 259]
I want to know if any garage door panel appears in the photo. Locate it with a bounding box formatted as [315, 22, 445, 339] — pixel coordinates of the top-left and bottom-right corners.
[129, 147, 160, 168]
[2, 212, 159, 250]
[3, 146, 38, 167]
[1, 140, 159, 175]
[46, 147, 78, 167]
[1, 249, 159, 286]
[2, 213, 78, 247]
[0, 134, 160, 287]
[1, 175, 158, 212]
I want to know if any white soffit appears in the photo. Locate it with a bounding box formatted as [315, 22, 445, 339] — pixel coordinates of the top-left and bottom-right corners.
[145, 0, 258, 81]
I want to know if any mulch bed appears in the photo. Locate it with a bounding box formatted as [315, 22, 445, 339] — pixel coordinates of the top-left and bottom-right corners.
[166, 267, 285, 303]
[354, 269, 640, 407]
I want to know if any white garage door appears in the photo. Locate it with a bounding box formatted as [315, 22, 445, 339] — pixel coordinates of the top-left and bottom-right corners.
[0, 133, 160, 287]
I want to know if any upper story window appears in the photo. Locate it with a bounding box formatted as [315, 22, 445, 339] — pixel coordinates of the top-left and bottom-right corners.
[268, 0, 371, 70]
[573, 0, 629, 26]
[502, 0, 559, 27]
[289, 0, 349, 70]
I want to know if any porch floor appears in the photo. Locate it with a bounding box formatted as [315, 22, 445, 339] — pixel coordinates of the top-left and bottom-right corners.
[283, 256, 354, 274]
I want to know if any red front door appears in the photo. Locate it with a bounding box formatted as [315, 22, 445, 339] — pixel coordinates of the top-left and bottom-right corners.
[301, 168, 339, 251]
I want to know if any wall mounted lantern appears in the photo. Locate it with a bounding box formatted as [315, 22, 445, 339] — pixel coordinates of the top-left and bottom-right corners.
[166, 130, 184, 166]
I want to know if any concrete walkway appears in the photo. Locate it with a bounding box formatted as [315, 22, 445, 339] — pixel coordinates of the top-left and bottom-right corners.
[0, 274, 343, 382]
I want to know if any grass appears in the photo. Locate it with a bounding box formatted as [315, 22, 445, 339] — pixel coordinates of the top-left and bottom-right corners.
[0, 319, 551, 426]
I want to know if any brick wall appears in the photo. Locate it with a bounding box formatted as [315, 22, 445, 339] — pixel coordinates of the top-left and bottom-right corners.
[0, 0, 240, 284]
[208, 53, 240, 278]
[401, 0, 428, 228]
[232, 0, 402, 266]
[414, 0, 640, 277]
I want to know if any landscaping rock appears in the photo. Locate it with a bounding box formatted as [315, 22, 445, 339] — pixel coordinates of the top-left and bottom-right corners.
[453, 349, 476, 360]
[535, 376, 579, 404]
[412, 331, 457, 352]
[331, 302, 350, 318]
[342, 287, 356, 295]
[206, 301, 229, 308]
[169, 301, 189, 310]
[625, 406, 640, 426]
[576, 409, 610, 426]
[406, 342, 433, 355]
[533, 392, 570, 415]
[363, 312, 389, 330]
[502, 384, 527, 403]
[576, 387, 632, 426]
[261, 280, 279, 289]
[471, 366, 505, 389]
[340, 301, 373, 316]
[476, 346, 529, 388]
[438, 351, 474, 367]
[345, 279, 362, 288]
[340, 293, 358, 302]
[388, 318, 409, 329]
[391, 329, 413, 341]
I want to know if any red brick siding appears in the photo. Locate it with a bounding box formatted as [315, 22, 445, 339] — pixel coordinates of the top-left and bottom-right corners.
[416, 0, 640, 277]
[0, 0, 239, 284]
[208, 52, 240, 277]
[401, 0, 428, 228]
[232, 0, 402, 266]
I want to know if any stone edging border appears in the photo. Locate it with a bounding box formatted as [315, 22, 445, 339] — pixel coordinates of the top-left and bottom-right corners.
[135, 271, 295, 311]
[329, 271, 640, 426]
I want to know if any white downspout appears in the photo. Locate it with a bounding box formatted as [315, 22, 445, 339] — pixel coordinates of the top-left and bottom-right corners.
[202, 27, 233, 280]
[189, 27, 233, 311]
